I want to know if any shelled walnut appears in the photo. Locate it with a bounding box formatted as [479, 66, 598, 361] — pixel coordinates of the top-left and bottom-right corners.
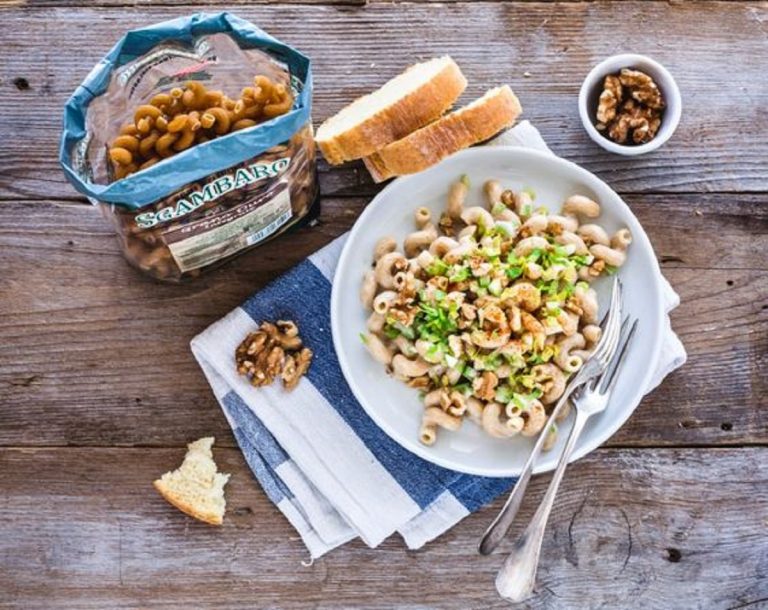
[235, 320, 313, 391]
[595, 68, 665, 145]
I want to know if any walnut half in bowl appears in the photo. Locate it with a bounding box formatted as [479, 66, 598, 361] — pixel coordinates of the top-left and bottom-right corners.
[578, 54, 681, 156]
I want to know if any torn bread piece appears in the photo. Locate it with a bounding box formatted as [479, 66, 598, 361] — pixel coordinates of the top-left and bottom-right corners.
[153, 437, 231, 525]
[363, 86, 523, 183]
[316, 56, 467, 165]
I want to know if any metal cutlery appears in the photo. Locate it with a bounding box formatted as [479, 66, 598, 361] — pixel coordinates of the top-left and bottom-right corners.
[478, 277, 624, 556]
[495, 309, 638, 603]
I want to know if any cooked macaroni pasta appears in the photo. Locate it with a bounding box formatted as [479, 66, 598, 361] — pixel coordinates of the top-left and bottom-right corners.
[360, 177, 631, 447]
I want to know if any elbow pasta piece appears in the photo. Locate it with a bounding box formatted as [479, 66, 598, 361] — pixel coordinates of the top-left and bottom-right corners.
[108, 147, 133, 166]
[611, 228, 633, 251]
[392, 354, 432, 378]
[461, 206, 495, 229]
[548, 214, 579, 234]
[360, 270, 377, 309]
[482, 402, 523, 438]
[366, 312, 386, 333]
[150, 93, 172, 108]
[374, 252, 408, 289]
[582, 324, 601, 345]
[134, 105, 162, 124]
[112, 135, 140, 153]
[429, 236, 459, 257]
[138, 131, 160, 157]
[483, 179, 503, 207]
[563, 195, 601, 218]
[465, 397, 485, 426]
[392, 271, 409, 291]
[393, 336, 418, 358]
[520, 400, 547, 437]
[514, 235, 549, 257]
[520, 214, 548, 235]
[415, 249, 435, 270]
[503, 282, 541, 312]
[414, 207, 432, 229]
[363, 333, 393, 365]
[514, 191, 534, 218]
[555, 231, 589, 255]
[573, 284, 599, 324]
[554, 333, 586, 373]
[172, 127, 196, 152]
[557, 309, 580, 336]
[136, 116, 153, 135]
[444, 241, 475, 265]
[372, 291, 398, 315]
[419, 423, 438, 446]
[373, 236, 397, 262]
[532, 363, 567, 404]
[232, 118, 258, 131]
[590, 244, 627, 267]
[119, 123, 139, 136]
[447, 178, 469, 219]
[494, 207, 521, 224]
[155, 132, 178, 158]
[404, 224, 438, 257]
[423, 407, 462, 431]
[264, 95, 294, 119]
[577, 224, 611, 246]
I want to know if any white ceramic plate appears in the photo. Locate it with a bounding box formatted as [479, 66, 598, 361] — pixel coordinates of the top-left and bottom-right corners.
[331, 147, 665, 477]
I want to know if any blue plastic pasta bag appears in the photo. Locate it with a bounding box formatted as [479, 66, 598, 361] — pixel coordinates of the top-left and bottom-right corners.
[59, 12, 318, 281]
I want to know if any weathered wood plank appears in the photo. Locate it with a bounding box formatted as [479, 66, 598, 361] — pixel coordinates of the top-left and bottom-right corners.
[0, 447, 765, 609]
[0, 196, 766, 448]
[1, 2, 767, 200]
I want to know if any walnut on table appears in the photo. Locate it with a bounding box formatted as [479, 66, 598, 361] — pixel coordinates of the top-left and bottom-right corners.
[595, 68, 665, 145]
[235, 320, 313, 391]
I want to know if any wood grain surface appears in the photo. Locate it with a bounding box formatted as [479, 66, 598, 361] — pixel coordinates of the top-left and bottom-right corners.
[2, 2, 768, 200]
[1, 0, 767, 608]
[1, 447, 766, 610]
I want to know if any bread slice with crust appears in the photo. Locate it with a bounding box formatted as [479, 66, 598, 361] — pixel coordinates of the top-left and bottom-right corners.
[363, 86, 523, 183]
[316, 56, 467, 165]
[153, 437, 230, 525]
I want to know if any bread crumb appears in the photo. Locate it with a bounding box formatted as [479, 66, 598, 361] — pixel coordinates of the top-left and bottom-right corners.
[153, 437, 230, 525]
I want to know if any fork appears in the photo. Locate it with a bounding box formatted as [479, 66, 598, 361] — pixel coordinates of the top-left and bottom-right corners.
[478, 277, 623, 556]
[494, 314, 638, 603]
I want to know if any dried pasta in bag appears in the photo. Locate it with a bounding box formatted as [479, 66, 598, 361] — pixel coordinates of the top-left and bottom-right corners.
[60, 12, 318, 282]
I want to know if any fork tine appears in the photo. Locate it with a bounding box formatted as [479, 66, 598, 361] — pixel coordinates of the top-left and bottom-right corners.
[599, 318, 638, 394]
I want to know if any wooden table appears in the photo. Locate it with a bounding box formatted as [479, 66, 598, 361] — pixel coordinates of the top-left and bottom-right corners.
[1, 2, 767, 608]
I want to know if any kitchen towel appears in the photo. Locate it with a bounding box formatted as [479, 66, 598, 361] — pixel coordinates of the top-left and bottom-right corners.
[191, 121, 687, 558]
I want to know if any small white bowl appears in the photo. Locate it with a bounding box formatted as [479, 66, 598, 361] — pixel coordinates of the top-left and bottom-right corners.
[578, 53, 682, 156]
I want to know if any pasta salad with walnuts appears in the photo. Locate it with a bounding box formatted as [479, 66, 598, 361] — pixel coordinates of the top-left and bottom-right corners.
[359, 176, 632, 449]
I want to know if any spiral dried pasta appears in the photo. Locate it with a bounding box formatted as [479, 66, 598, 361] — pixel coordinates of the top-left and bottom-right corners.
[107, 76, 294, 181]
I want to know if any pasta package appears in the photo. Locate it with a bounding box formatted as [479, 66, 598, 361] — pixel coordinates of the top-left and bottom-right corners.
[60, 13, 318, 281]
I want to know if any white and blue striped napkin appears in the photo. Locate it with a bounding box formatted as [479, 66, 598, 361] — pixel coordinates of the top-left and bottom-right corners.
[191, 122, 687, 558]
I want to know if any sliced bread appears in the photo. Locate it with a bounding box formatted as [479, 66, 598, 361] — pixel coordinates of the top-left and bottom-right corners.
[316, 56, 467, 165]
[153, 437, 230, 526]
[363, 86, 523, 183]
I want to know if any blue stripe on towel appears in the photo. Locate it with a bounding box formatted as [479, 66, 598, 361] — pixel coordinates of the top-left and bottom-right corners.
[230, 426, 291, 504]
[240, 259, 516, 510]
[224, 391, 289, 468]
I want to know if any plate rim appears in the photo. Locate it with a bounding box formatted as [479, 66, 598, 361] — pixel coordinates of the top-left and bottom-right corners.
[330, 145, 665, 477]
